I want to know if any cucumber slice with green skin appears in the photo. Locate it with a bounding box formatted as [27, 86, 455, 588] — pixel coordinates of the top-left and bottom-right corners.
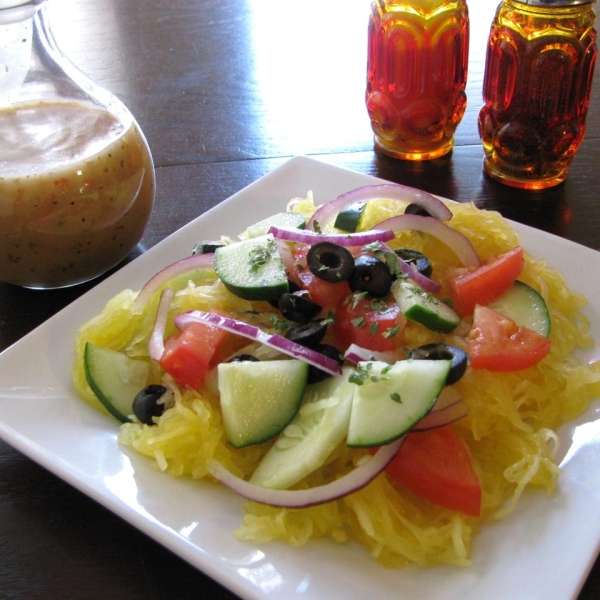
[84, 343, 150, 423]
[346, 359, 451, 447]
[218, 359, 309, 448]
[392, 279, 461, 333]
[249, 368, 354, 489]
[241, 211, 307, 239]
[213, 233, 288, 301]
[333, 201, 366, 232]
[488, 280, 551, 337]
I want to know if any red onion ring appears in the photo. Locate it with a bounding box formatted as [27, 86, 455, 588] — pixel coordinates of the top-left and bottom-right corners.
[148, 288, 174, 361]
[343, 344, 405, 365]
[268, 225, 395, 247]
[412, 400, 468, 431]
[173, 310, 343, 376]
[378, 242, 441, 293]
[134, 253, 215, 309]
[207, 437, 404, 508]
[307, 184, 453, 231]
[375, 214, 481, 268]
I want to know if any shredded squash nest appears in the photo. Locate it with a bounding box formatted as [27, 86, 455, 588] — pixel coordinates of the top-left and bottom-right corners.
[71, 196, 600, 568]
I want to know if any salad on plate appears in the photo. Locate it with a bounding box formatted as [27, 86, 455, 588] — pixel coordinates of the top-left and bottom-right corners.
[71, 183, 600, 568]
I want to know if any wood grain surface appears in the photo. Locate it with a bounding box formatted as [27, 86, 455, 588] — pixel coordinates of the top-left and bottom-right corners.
[1, 1, 599, 598]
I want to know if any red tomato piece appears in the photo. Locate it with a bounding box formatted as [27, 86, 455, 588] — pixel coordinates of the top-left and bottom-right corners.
[332, 296, 405, 352]
[469, 304, 552, 372]
[290, 246, 352, 312]
[449, 246, 525, 316]
[385, 425, 482, 517]
[159, 317, 242, 389]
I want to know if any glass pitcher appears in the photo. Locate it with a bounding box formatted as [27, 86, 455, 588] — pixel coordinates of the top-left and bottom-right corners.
[0, 0, 155, 288]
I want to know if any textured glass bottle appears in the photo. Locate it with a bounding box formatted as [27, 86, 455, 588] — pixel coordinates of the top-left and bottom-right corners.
[366, 0, 470, 160]
[0, 0, 155, 288]
[478, 0, 597, 189]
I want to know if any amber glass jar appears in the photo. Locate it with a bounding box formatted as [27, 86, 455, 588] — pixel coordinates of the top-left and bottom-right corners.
[478, 0, 597, 189]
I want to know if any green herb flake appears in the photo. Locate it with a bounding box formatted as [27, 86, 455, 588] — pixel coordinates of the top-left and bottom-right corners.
[390, 392, 402, 403]
[382, 325, 400, 339]
[351, 317, 366, 328]
[369, 322, 379, 335]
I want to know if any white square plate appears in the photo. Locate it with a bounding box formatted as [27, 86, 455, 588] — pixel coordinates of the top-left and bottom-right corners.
[1, 156, 599, 600]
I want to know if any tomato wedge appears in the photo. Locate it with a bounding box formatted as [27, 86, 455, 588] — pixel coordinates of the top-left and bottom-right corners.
[469, 304, 552, 371]
[333, 295, 405, 352]
[290, 246, 352, 311]
[449, 246, 524, 316]
[385, 425, 481, 517]
[160, 316, 245, 389]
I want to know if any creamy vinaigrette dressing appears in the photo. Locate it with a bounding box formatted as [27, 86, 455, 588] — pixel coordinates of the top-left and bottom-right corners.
[0, 100, 154, 288]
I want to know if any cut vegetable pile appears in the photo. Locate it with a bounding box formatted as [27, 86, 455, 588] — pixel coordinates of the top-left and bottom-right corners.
[72, 184, 600, 567]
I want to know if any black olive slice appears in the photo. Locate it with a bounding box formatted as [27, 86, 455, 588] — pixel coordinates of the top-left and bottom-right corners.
[404, 203, 433, 218]
[278, 291, 322, 324]
[408, 343, 468, 385]
[395, 248, 433, 278]
[307, 344, 344, 384]
[348, 255, 393, 298]
[227, 354, 260, 363]
[133, 384, 173, 425]
[192, 240, 224, 255]
[268, 279, 301, 308]
[286, 320, 328, 349]
[306, 242, 354, 283]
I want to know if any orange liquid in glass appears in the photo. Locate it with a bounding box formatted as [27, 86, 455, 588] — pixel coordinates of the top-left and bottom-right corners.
[366, 0, 469, 160]
[478, 1, 597, 189]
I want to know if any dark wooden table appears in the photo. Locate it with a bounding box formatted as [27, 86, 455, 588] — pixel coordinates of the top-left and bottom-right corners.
[1, 1, 599, 598]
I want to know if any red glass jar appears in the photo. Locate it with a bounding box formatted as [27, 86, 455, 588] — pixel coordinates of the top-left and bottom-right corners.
[366, 0, 470, 161]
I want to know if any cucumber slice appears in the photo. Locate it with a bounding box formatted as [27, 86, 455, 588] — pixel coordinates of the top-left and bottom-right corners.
[84, 343, 150, 422]
[346, 359, 450, 447]
[213, 233, 288, 301]
[392, 279, 461, 333]
[488, 280, 551, 337]
[218, 359, 309, 448]
[249, 368, 354, 489]
[333, 201, 366, 232]
[240, 211, 307, 239]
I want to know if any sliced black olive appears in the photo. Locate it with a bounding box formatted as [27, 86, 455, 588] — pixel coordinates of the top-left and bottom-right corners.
[268, 279, 301, 308]
[192, 240, 224, 255]
[307, 242, 354, 283]
[404, 203, 433, 218]
[307, 344, 344, 384]
[408, 343, 468, 385]
[395, 248, 433, 278]
[133, 384, 173, 425]
[278, 291, 322, 324]
[286, 320, 328, 349]
[348, 254, 393, 298]
[227, 354, 260, 363]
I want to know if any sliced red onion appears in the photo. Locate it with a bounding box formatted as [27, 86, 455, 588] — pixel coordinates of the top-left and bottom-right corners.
[343, 344, 405, 365]
[378, 242, 441, 293]
[134, 253, 215, 309]
[207, 437, 404, 508]
[375, 214, 481, 268]
[412, 400, 469, 431]
[148, 288, 174, 361]
[307, 184, 453, 231]
[431, 386, 462, 412]
[173, 310, 342, 376]
[268, 225, 394, 247]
